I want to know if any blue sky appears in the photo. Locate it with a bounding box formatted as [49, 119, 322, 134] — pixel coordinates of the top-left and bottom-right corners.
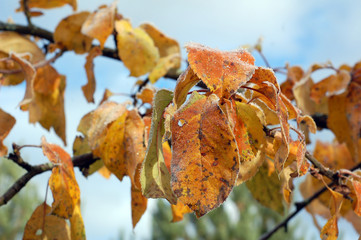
[1, 0, 361, 239]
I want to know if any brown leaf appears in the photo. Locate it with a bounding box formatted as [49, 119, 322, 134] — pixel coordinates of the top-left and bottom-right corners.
[23, 203, 71, 240]
[186, 43, 256, 99]
[0, 32, 44, 85]
[115, 20, 159, 77]
[28, 65, 67, 145]
[99, 88, 114, 105]
[81, 2, 117, 48]
[42, 137, 81, 218]
[131, 164, 147, 228]
[0, 109, 16, 156]
[54, 12, 93, 54]
[171, 92, 239, 217]
[82, 46, 102, 103]
[352, 179, 361, 216]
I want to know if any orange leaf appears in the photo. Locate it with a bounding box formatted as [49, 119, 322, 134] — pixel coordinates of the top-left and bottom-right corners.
[115, 20, 159, 77]
[99, 88, 114, 105]
[23, 203, 70, 240]
[131, 164, 147, 228]
[186, 43, 256, 99]
[42, 137, 80, 218]
[81, 2, 117, 48]
[173, 67, 200, 109]
[0, 32, 44, 85]
[54, 12, 93, 54]
[136, 85, 156, 105]
[352, 179, 361, 216]
[171, 201, 192, 222]
[82, 46, 102, 103]
[0, 109, 16, 157]
[171, 92, 239, 217]
[17, 0, 77, 11]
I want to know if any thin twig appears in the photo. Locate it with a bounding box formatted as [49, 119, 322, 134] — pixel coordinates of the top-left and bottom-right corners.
[22, 0, 33, 27]
[0, 153, 97, 207]
[0, 51, 64, 74]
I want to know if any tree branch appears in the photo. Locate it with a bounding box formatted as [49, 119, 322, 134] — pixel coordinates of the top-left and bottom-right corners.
[260, 161, 361, 240]
[0, 152, 98, 207]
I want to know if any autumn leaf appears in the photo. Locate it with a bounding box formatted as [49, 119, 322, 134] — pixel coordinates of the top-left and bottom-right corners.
[17, 0, 77, 11]
[280, 65, 304, 100]
[140, 23, 181, 83]
[42, 137, 81, 219]
[173, 66, 200, 109]
[115, 20, 159, 77]
[82, 46, 102, 103]
[320, 183, 344, 240]
[131, 164, 147, 228]
[23, 203, 71, 240]
[171, 201, 192, 222]
[70, 204, 86, 240]
[99, 88, 114, 105]
[140, 89, 177, 204]
[352, 179, 361, 216]
[171, 92, 239, 217]
[54, 11, 93, 54]
[81, 2, 117, 48]
[246, 161, 285, 215]
[186, 43, 256, 98]
[8, 52, 35, 108]
[136, 85, 156, 105]
[0, 32, 44, 85]
[28, 65, 67, 145]
[0, 108, 16, 156]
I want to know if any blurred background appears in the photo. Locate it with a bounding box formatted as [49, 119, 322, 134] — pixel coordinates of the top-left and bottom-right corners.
[1, 0, 361, 239]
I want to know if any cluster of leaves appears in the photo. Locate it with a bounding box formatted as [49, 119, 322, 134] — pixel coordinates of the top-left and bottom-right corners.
[1, 1, 361, 240]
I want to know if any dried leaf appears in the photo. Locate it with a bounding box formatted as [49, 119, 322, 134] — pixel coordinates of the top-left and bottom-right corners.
[298, 115, 317, 134]
[136, 85, 156, 104]
[0, 32, 44, 85]
[81, 2, 117, 48]
[171, 92, 239, 217]
[28, 65, 67, 145]
[140, 89, 177, 204]
[54, 12, 93, 54]
[0, 109, 16, 157]
[42, 137, 80, 218]
[99, 88, 114, 105]
[131, 164, 147, 228]
[82, 46, 102, 103]
[115, 20, 159, 77]
[352, 179, 361, 216]
[23, 203, 70, 240]
[186, 43, 256, 98]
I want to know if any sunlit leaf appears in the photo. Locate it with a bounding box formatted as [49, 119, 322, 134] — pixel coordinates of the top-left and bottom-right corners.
[352, 179, 361, 216]
[54, 12, 93, 54]
[42, 137, 80, 218]
[173, 67, 200, 109]
[81, 2, 117, 48]
[82, 46, 102, 103]
[115, 20, 159, 77]
[70, 204, 86, 240]
[0, 108, 16, 157]
[171, 92, 239, 217]
[171, 201, 192, 222]
[186, 43, 256, 98]
[149, 53, 181, 83]
[140, 89, 177, 204]
[131, 164, 147, 228]
[23, 203, 70, 240]
[136, 85, 156, 105]
[0, 32, 44, 85]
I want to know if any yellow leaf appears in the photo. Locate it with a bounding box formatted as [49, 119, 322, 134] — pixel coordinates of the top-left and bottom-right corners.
[70, 204, 86, 240]
[54, 12, 93, 54]
[42, 137, 80, 219]
[0, 32, 44, 85]
[171, 201, 192, 222]
[149, 53, 181, 83]
[82, 46, 102, 103]
[23, 203, 71, 240]
[173, 66, 200, 109]
[115, 20, 159, 77]
[171, 92, 239, 217]
[81, 2, 117, 48]
[0, 108, 16, 157]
